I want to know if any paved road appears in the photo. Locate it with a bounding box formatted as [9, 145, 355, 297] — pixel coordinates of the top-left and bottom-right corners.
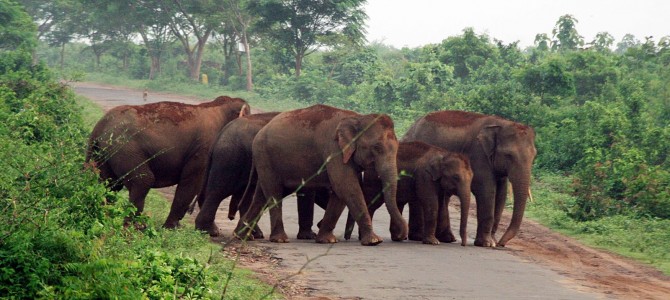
[74, 82, 603, 300]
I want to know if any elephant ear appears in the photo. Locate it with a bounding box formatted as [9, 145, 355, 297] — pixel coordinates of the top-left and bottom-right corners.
[477, 125, 500, 164]
[425, 154, 445, 181]
[238, 104, 249, 117]
[336, 117, 360, 164]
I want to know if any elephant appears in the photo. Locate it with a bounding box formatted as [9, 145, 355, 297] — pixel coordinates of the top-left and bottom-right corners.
[345, 141, 473, 245]
[194, 112, 328, 239]
[85, 96, 250, 228]
[402, 110, 536, 247]
[234, 104, 408, 246]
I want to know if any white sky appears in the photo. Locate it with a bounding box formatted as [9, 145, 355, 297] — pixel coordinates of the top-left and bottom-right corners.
[364, 0, 670, 49]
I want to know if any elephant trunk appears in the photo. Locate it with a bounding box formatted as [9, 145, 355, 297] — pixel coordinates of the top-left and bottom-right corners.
[497, 172, 530, 247]
[376, 159, 408, 241]
[458, 189, 471, 246]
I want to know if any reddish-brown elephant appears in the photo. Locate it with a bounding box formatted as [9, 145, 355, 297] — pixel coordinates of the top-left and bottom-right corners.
[86, 96, 250, 228]
[194, 112, 328, 239]
[403, 111, 536, 247]
[346, 141, 473, 245]
[234, 104, 408, 246]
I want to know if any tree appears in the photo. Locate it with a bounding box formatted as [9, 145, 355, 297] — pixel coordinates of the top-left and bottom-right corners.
[615, 33, 639, 54]
[121, 0, 173, 80]
[436, 28, 497, 79]
[249, 0, 368, 77]
[534, 33, 550, 51]
[164, 0, 224, 81]
[0, 0, 36, 51]
[590, 31, 614, 52]
[222, 0, 255, 91]
[551, 14, 583, 51]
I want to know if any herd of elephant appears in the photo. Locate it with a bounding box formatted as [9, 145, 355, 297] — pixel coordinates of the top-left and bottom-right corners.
[85, 95, 536, 247]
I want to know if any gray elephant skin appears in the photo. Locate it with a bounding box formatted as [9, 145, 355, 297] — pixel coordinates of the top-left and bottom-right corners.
[234, 104, 408, 246]
[85, 96, 250, 228]
[403, 110, 536, 247]
[346, 141, 473, 246]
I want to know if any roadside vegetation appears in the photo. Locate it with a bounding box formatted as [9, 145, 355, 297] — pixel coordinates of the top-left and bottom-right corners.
[3, 1, 669, 297]
[0, 2, 277, 298]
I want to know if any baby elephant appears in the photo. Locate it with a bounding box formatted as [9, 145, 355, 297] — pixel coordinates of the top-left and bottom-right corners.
[347, 141, 473, 245]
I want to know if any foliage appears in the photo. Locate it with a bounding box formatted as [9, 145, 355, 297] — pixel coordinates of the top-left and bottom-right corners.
[0, 44, 275, 298]
[0, 0, 36, 51]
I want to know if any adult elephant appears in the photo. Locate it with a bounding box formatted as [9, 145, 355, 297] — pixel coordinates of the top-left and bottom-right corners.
[345, 141, 473, 245]
[234, 104, 408, 246]
[402, 110, 536, 247]
[194, 112, 328, 239]
[86, 96, 250, 228]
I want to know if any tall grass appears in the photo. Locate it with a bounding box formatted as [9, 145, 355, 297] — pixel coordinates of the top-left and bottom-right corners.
[527, 171, 670, 274]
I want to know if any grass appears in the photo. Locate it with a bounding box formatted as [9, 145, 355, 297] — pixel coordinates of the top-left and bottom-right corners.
[527, 171, 670, 275]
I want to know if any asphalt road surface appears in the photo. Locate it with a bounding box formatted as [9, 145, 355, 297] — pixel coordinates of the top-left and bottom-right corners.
[75, 82, 670, 300]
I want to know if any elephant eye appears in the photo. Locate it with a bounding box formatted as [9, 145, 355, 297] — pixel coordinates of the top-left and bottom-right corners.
[373, 144, 383, 153]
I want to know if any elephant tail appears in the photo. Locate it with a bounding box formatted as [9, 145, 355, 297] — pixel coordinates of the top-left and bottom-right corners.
[188, 150, 216, 215]
[344, 212, 356, 240]
[233, 158, 257, 219]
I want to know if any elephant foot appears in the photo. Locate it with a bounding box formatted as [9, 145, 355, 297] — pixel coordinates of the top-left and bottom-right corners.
[360, 232, 383, 246]
[162, 219, 181, 229]
[390, 223, 409, 242]
[315, 231, 338, 244]
[296, 229, 317, 240]
[252, 226, 264, 239]
[196, 222, 221, 237]
[422, 236, 440, 245]
[408, 230, 423, 241]
[233, 224, 256, 241]
[474, 236, 497, 248]
[437, 230, 456, 243]
[269, 232, 289, 243]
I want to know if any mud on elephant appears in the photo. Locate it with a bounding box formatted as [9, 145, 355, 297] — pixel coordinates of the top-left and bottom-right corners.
[403, 110, 536, 247]
[234, 104, 408, 246]
[346, 141, 473, 245]
[194, 112, 327, 239]
[85, 96, 250, 228]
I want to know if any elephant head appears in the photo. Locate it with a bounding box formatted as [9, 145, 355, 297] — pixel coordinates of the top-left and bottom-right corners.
[477, 122, 536, 246]
[336, 114, 407, 241]
[426, 152, 473, 246]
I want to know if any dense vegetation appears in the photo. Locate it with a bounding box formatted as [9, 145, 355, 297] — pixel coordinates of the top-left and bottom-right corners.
[4, 0, 669, 293]
[0, 2, 276, 298]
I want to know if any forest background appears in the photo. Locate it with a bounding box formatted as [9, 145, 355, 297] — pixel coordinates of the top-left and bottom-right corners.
[2, 0, 669, 298]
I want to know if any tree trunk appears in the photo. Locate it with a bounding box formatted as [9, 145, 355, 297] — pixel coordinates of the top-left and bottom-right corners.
[60, 43, 65, 69]
[241, 33, 253, 91]
[295, 53, 303, 77]
[149, 55, 161, 80]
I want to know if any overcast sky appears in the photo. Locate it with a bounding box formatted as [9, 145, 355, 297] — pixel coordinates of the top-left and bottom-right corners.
[364, 0, 670, 49]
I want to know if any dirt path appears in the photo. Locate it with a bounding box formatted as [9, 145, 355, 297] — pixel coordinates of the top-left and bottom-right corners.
[74, 82, 670, 299]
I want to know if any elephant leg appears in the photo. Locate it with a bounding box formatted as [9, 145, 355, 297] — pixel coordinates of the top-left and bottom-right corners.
[164, 181, 201, 229]
[233, 190, 264, 239]
[492, 177, 508, 240]
[472, 177, 497, 247]
[407, 201, 423, 241]
[316, 193, 346, 244]
[436, 195, 456, 243]
[420, 196, 440, 245]
[234, 184, 267, 241]
[194, 180, 231, 236]
[268, 197, 289, 243]
[296, 190, 317, 240]
[124, 179, 152, 230]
